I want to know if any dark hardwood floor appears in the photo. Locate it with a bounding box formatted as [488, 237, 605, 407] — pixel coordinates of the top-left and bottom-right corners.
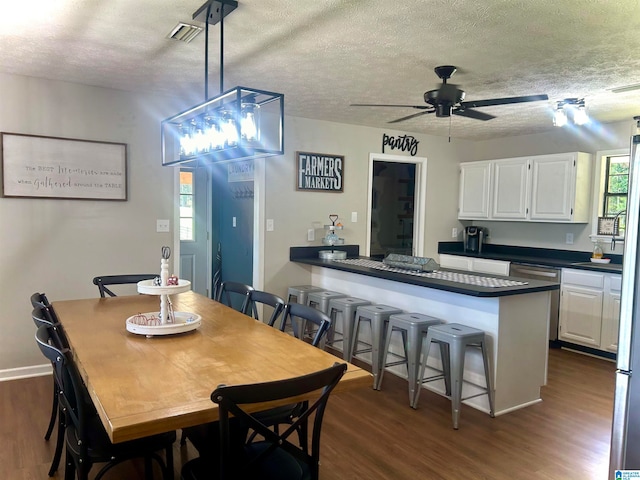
[0, 347, 615, 479]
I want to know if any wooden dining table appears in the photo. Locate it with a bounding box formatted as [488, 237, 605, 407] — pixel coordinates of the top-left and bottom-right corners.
[53, 291, 371, 443]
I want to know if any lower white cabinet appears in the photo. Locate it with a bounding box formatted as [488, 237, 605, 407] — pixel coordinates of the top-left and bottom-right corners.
[439, 254, 510, 276]
[559, 268, 621, 352]
[601, 275, 622, 353]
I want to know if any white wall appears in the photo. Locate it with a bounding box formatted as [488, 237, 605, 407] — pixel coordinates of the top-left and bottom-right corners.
[463, 120, 635, 254]
[0, 73, 179, 373]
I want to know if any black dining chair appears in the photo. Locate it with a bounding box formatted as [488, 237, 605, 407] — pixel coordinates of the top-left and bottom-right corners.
[243, 290, 286, 328]
[215, 281, 254, 312]
[181, 302, 335, 453]
[34, 324, 176, 480]
[280, 303, 333, 348]
[31, 305, 68, 476]
[92, 274, 157, 297]
[181, 362, 347, 480]
[237, 303, 335, 447]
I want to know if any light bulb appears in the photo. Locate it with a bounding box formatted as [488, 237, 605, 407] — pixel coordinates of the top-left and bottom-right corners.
[573, 105, 589, 125]
[220, 111, 238, 147]
[553, 108, 567, 127]
[241, 102, 260, 142]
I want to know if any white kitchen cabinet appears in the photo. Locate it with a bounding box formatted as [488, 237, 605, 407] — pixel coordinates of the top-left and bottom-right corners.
[439, 254, 510, 276]
[491, 157, 529, 220]
[529, 153, 592, 222]
[439, 254, 472, 271]
[601, 275, 622, 353]
[559, 268, 621, 352]
[458, 152, 592, 223]
[559, 284, 603, 347]
[458, 161, 492, 219]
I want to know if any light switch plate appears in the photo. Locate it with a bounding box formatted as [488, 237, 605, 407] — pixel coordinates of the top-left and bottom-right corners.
[307, 228, 315, 241]
[156, 219, 170, 232]
[351, 211, 358, 222]
[266, 219, 274, 231]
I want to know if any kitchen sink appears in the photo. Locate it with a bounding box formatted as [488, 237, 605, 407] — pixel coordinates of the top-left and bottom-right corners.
[570, 262, 623, 272]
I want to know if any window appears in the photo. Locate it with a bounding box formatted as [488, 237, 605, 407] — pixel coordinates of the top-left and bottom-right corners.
[602, 154, 629, 235]
[179, 170, 194, 241]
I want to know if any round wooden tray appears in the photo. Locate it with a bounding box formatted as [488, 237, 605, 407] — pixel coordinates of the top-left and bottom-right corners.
[125, 311, 202, 337]
[137, 279, 191, 295]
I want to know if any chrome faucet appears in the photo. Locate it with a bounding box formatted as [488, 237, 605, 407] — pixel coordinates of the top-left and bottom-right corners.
[611, 210, 626, 251]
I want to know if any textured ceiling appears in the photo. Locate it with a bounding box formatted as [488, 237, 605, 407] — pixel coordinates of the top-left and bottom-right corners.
[1, 0, 640, 140]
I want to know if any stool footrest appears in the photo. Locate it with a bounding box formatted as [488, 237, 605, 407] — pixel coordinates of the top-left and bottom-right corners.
[461, 391, 490, 402]
[353, 347, 373, 355]
[420, 374, 446, 384]
[384, 359, 406, 368]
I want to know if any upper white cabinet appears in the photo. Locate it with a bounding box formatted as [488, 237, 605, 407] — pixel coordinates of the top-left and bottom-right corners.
[529, 153, 592, 222]
[459, 152, 592, 223]
[491, 157, 529, 220]
[458, 161, 492, 219]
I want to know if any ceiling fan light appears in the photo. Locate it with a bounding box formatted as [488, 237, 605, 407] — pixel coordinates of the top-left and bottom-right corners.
[553, 108, 567, 127]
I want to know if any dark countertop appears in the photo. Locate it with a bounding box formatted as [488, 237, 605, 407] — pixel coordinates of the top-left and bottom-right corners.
[438, 242, 623, 274]
[290, 246, 559, 298]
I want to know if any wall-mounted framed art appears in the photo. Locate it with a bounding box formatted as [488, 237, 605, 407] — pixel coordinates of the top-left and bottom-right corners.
[1, 132, 127, 200]
[296, 151, 344, 192]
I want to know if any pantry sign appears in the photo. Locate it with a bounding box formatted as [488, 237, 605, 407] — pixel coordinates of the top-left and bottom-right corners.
[296, 151, 344, 192]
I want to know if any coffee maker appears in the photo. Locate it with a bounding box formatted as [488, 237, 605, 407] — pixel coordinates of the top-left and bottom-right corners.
[463, 226, 488, 253]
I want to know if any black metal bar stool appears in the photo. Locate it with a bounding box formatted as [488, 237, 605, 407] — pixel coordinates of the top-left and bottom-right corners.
[412, 323, 495, 429]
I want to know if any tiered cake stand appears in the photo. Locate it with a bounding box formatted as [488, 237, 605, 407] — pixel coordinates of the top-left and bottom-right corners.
[125, 247, 202, 337]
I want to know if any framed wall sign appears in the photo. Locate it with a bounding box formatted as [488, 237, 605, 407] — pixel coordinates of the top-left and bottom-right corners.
[1, 132, 127, 200]
[597, 216, 619, 236]
[296, 151, 344, 192]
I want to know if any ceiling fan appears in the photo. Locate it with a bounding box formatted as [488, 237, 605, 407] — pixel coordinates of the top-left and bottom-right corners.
[351, 65, 549, 124]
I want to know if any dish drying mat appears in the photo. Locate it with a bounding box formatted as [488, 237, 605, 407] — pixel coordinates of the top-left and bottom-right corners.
[333, 259, 528, 288]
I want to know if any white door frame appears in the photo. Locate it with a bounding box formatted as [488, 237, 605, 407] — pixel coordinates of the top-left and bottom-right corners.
[366, 152, 427, 257]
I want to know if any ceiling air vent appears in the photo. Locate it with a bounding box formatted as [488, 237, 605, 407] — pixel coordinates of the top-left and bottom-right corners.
[168, 23, 203, 43]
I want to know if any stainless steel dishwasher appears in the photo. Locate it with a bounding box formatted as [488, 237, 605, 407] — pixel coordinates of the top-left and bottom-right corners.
[510, 263, 562, 343]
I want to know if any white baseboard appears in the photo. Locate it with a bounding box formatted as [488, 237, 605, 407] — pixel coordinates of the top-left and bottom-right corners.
[0, 364, 51, 382]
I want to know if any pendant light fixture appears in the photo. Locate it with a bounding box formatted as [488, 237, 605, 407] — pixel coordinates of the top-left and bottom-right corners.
[553, 98, 589, 127]
[161, 0, 284, 166]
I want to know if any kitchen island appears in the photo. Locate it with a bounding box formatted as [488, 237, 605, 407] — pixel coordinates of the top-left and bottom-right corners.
[291, 246, 559, 416]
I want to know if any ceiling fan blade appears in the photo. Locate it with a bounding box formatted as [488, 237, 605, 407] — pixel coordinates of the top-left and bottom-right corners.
[453, 108, 495, 121]
[460, 94, 549, 109]
[350, 103, 430, 109]
[388, 109, 434, 124]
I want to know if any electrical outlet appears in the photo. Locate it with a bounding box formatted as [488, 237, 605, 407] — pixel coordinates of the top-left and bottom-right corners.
[156, 219, 170, 232]
[452, 227, 458, 239]
[266, 219, 274, 231]
[307, 228, 315, 241]
[565, 233, 574, 244]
